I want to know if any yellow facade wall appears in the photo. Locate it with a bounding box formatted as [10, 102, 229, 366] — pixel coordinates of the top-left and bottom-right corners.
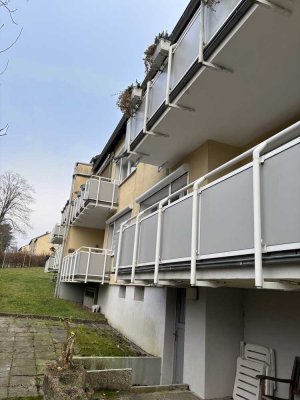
[66, 226, 105, 254]
[174, 140, 241, 184]
[117, 163, 167, 215]
[25, 233, 53, 256]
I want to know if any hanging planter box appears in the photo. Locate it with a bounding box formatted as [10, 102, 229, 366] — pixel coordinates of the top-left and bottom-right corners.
[131, 86, 143, 109]
[151, 38, 171, 69]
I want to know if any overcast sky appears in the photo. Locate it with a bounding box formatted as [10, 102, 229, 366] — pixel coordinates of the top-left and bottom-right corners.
[0, 0, 188, 247]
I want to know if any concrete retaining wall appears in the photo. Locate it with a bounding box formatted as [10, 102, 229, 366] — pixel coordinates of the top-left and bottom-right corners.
[76, 356, 161, 386]
[86, 368, 132, 390]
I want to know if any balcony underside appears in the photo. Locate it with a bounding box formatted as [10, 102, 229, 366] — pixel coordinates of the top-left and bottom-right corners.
[62, 273, 110, 283]
[132, 1, 300, 167]
[50, 236, 63, 245]
[118, 251, 300, 289]
[71, 201, 116, 229]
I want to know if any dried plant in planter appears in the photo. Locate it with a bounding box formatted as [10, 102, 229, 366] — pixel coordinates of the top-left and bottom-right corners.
[205, 0, 221, 10]
[59, 319, 76, 369]
[43, 320, 93, 400]
[143, 30, 170, 75]
[116, 81, 141, 117]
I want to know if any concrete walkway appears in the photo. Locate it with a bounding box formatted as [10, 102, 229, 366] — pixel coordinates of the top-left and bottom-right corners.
[94, 391, 200, 400]
[0, 317, 200, 400]
[0, 316, 65, 398]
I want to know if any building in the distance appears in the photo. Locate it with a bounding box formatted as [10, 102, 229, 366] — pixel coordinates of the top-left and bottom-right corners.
[19, 232, 54, 256]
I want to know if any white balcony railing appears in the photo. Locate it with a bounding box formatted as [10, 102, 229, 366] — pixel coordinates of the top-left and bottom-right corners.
[70, 176, 119, 229]
[115, 122, 300, 289]
[44, 246, 63, 272]
[61, 202, 70, 226]
[60, 247, 112, 284]
[127, 0, 243, 145]
[50, 224, 65, 244]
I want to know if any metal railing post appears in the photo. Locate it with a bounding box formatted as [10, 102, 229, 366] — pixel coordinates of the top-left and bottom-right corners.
[131, 215, 141, 284]
[143, 80, 152, 134]
[85, 248, 92, 284]
[253, 142, 267, 289]
[198, 0, 205, 63]
[102, 250, 107, 285]
[154, 202, 164, 285]
[165, 44, 176, 106]
[95, 177, 101, 207]
[114, 221, 125, 283]
[191, 177, 205, 285]
[72, 251, 78, 282]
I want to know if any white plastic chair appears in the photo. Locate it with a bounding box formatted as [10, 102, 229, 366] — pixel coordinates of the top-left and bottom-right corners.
[241, 342, 276, 396]
[233, 357, 265, 400]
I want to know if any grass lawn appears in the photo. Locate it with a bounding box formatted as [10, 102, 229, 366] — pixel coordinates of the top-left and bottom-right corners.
[75, 324, 141, 357]
[0, 267, 105, 321]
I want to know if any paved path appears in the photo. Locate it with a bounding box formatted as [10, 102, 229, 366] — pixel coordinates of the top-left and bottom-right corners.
[0, 316, 65, 398]
[0, 317, 200, 400]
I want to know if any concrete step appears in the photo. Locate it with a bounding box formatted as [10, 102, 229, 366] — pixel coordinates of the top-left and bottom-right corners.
[130, 384, 190, 393]
[93, 387, 200, 400]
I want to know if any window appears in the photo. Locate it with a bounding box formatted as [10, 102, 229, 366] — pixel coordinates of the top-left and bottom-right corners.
[134, 286, 144, 301]
[115, 155, 136, 183]
[140, 172, 188, 215]
[119, 286, 126, 299]
[108, 210, 132, 255]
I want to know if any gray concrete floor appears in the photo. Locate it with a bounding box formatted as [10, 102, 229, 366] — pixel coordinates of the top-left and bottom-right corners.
[0, 316, 65, 398]
[95, 391, 200, 400]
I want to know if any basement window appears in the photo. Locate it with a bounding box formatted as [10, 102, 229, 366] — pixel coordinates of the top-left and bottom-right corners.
[119, 286, 126, 299]
[134, 286, 144, 302]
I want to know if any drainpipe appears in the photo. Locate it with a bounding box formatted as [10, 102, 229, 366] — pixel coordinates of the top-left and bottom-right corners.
[253, 142, 267, 289]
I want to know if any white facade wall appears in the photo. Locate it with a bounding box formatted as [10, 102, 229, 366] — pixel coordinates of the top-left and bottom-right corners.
[57, 282, 84, 303]
[244, 289, 300, 398]
[97, 285, 168, 357]
[184, 288, 244, 399]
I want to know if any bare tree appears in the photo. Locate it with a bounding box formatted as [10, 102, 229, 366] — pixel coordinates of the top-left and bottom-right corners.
[0, 171, 34, 235]
[0, 1, 24, 135]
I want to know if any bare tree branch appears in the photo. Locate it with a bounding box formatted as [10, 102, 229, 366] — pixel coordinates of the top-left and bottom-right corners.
[0, 27, 23, 54]
[0, 0, 18, 25]
[0, 59, 9, 75]
[0, 124, 9, 136]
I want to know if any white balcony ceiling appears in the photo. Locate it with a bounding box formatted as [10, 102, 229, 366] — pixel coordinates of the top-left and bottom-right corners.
[71, 203, 115, 229]
[135, 1, 300, 167]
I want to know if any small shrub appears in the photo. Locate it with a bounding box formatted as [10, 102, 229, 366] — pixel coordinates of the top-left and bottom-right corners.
[206, 0, 220, 10]
[116, 81, 141, 117]
[0, 251, 47, 268]
[143, 30, 170, 75]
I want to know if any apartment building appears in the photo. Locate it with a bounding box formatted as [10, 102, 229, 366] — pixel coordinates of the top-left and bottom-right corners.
[52, 0, 300, 398]
[20, 232, 54, 256]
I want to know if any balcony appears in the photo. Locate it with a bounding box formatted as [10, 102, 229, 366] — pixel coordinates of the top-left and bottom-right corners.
[50, 224, 65, 244]
[44, 246, 62, 272]
[116, 122, 300, 290]
[60, 247, 112, 283]
[61, 201, 70, 226]
[70, 177, 119, 229]
[126, 0, 300, 167]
